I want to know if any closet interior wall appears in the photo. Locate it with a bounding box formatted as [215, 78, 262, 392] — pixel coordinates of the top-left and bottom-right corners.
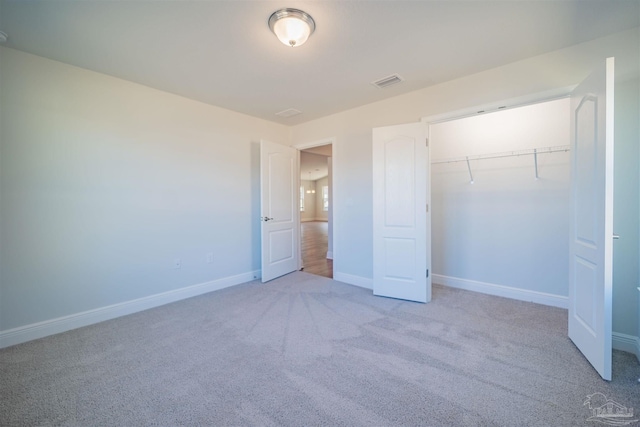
[430, 98, 571, 299]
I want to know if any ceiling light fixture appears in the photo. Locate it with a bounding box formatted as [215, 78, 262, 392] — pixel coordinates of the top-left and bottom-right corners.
[268, 8, 315, 47]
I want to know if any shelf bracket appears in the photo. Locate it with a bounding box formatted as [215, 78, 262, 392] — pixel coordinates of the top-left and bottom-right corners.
[466, 157, 474, 184]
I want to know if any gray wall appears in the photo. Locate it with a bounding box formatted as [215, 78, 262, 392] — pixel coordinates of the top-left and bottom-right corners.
[613, 74, 640, 339]
[300, 180, 317, 221]
[315, 176, 329, 221]
[0, 47, 289, 333]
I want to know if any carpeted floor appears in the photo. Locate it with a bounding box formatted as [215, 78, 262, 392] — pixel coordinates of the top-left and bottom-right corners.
[1, 272, 639, 426]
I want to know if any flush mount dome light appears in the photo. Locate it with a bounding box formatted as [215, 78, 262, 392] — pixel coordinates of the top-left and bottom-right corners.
[268, 8, 315, 47]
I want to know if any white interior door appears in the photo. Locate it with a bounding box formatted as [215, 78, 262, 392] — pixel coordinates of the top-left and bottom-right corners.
[568, 57, 614, 381]
[260, 140, 299, 282]
[372, 122, 431, 303]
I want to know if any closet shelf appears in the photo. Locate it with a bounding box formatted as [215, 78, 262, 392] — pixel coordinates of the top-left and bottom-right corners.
[431, 145, 570, 165]
[431, 145, 570, 183]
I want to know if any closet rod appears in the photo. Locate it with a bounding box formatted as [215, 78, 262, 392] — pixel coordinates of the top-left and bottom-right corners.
[431, 145, 570, 165]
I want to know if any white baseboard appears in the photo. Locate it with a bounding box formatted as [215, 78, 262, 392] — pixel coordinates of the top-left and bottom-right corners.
[612, 332, 640, 360]
[301, 218, 315, 222]
[433, 274, 568, 309]
[326, 251, 333, 260]
[334, 272, 373, 290]
[0, 270, 260, 349]
[314, 218, 328, 222]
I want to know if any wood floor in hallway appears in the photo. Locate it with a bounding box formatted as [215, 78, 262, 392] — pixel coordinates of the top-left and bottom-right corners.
[301, 221, 333, 278]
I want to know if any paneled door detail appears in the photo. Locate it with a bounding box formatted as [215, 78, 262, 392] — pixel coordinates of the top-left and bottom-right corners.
[372, 122, 430, 303]
[568, 57, 615, 381]
[261, 140, 299, 282]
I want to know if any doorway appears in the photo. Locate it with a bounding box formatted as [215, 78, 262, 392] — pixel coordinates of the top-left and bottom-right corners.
[299, 143, 333, 278]
[429, 98, 571, 306]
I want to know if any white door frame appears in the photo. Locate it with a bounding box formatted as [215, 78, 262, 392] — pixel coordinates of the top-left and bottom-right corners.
[420, 89, 576, 299]
[293, 137, 337, 271]
[420, 86, 576, 126]
[423, 94, 575, 308]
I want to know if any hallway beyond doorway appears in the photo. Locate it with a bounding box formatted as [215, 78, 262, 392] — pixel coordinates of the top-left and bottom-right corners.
[301, 221, 333, 278]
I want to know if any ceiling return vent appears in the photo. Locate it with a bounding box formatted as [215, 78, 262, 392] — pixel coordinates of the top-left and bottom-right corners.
[371, 74, 404, 89]
[276, 108, 302, 118]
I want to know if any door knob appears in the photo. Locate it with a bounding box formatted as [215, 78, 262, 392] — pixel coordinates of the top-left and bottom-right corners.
[262, 217, 274, 222]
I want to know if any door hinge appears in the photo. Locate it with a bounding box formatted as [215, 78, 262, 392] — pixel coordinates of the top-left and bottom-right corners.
[426, 269, 429, 278]
[426, 203, 429, 213]
[426, 138, 429, 147]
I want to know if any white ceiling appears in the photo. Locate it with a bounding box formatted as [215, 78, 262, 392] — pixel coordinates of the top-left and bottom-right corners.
[1, 1, 638, 125]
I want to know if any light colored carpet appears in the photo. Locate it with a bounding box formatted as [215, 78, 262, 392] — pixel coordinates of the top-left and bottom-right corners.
[1, 272, 639, 426]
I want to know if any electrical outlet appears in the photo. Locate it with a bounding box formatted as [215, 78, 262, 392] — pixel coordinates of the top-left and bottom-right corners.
[174, 258, 181, 269]
[206, 253, 214, 264]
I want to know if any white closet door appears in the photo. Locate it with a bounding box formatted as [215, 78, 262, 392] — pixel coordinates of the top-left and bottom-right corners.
[568, 57, 615, 381]
[372, 122, 431, 303]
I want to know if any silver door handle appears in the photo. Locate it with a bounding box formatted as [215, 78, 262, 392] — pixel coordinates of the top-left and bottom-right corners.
[262, 217, 274, 222]
[613, 234, 620, 240]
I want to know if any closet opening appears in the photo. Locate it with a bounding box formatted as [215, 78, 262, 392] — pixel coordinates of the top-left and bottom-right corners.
[429, 97, 571, 307]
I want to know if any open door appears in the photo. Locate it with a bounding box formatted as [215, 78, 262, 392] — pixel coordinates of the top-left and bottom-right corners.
[568, 57, 614, 380]
[260, 140, 299, 282]
[372, 122, 431, 303]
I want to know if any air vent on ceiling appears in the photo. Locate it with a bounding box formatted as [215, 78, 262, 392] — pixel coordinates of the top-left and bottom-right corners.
[276, 108, 302, 118]
[371, 74, 404, 89]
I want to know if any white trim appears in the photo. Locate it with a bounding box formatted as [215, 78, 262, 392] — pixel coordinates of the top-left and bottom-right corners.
[293, 137, 336, 151]
[296, 146, 301, 271]
[313, 218, 328, 222]
[300, 218, 315, 222]
[612, 332, 640, 359]
[433, 274, 568, 308]
[421, 86, 575, 125]
[294, 136, 338, 276]
[326, 251, 333, 260]
[0, 270, 260, 349]
[334, 272, 373, 290]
